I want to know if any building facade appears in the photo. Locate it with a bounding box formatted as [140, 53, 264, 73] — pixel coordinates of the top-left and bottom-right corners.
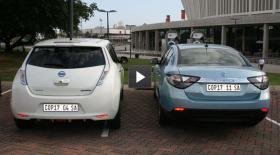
[132, 0, 280, 58]
[81, 27, 130, 44]
[183, 0, 280, 20]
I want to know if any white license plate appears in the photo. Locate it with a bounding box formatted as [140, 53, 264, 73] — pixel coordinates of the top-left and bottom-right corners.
[206, 84, 241, 92]
[43, 104, 79, 112]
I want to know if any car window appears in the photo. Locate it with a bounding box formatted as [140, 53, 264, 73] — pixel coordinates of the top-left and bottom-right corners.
[178, 48, 249, 66]
[107, 44, 119, 63]
[160, 49, 170, 64]
[160, 48, 172, 65]
[164, 50, 173, 66]
[170, 54, 175, 65]
[27, 47, 105, 69]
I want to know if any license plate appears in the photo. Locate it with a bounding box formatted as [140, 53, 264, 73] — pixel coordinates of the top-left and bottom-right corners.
[43, 104, 79, 112]
[206, 84, 241, 92]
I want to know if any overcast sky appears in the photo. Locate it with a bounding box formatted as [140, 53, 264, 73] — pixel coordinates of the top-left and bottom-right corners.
[81, 0, 184, 29]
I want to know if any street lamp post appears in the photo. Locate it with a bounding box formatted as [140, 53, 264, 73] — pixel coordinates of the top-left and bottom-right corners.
[69, 0, 74, 40]
[230, 17, 240, 49]
[126, 25, 135, 59]
[98, 9, 117, 40]
[99, 18, 103, 37]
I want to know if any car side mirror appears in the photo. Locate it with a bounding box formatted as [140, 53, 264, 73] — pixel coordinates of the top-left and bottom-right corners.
[119, 56, 128, 64]
[150, 58, 159, 65]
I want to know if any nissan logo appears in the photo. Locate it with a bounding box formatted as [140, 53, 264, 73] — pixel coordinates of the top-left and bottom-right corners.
[58, 71, 66, 77]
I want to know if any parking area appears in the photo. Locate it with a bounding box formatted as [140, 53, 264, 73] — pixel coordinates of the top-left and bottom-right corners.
[0, 84, 280, 155]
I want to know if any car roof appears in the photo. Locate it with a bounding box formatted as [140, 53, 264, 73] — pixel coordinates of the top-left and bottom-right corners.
[34, 38, 110, 47]
[177, 43, 237, 51]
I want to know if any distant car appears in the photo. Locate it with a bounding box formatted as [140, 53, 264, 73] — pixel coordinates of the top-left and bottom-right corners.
[11, 38, 127, 129]
[152, 44, 270, 126]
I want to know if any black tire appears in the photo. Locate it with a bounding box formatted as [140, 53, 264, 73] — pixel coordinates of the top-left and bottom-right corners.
[153, 84, 159, 99]
[109, 98, 122, 129]
[109, 93, 122, 129]
[120, 88, 124, 100]
[158, 106, 170, 126]
[14, 118, 34, 129]
[109, 109, 121, 129]
[246, 117, 265, 126]
[153, 86, 157, 99]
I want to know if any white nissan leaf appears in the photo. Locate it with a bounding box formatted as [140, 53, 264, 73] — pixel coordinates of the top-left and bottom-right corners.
[11, 38, 126, 129]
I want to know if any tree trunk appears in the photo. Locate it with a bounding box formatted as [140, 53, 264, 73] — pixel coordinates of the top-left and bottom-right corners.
[4, 40, 12, 52]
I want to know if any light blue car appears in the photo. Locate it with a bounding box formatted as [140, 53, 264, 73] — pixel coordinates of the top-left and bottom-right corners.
[152, 44, 270, 126]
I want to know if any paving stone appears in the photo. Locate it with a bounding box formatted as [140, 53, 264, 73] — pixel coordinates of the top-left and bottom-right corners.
[0, 85, 279, 154]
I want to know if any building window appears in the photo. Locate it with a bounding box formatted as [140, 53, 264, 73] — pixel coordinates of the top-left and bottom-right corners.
[233, 0, 249, 13]
[199, 0, 207, 17]
[225, 0, 232, 14]
[218, 0, 231, 15]
[207, 0, 217, 16]
[269, 25, 280, 58]
[277, 0, 280, 9]
[252, 0, 273, 11]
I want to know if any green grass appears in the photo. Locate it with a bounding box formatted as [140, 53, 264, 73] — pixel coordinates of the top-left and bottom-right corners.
[0, 53, 152, 83]
[267, 73, 280, 86]
[0, 51, 28, 81]
[0, 53, 279, 86]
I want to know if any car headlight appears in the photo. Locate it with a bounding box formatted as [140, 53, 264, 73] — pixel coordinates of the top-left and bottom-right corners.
[248, 75, 269, 90]
[166, 74, 200, 89]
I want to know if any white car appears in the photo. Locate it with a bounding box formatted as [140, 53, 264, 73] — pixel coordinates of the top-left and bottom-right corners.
[11, 38, 126, 129]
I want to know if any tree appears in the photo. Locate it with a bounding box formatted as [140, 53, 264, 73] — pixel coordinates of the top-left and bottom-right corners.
[0, 0, 97, 52]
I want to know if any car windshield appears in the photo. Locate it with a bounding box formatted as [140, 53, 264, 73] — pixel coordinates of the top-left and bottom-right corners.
[178, 48, 250, 67]
[27, 47, 105, 69]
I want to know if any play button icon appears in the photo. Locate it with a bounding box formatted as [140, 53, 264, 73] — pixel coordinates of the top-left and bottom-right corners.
[128, 65, 151, 88]
[136, 71, 145, 83]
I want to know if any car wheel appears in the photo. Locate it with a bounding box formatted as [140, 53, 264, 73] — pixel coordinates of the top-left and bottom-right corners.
[153, 85, 159, 99]
[158, 106, 170, 126]
[153, 85, 157, 99]
[14, 118, 34, 129]
[120, 88, 124, 100]
[247, 117, 265, 126]
[109, 107, 121, 129]
[108, 100, 122, 129]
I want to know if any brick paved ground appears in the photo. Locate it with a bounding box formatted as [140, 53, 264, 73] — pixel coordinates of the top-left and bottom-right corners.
[0, 85, 279, 155]
[0, 81, 11, 93]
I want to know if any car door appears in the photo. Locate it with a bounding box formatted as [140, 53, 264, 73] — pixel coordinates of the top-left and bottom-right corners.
[155, 48, 174, 95]
[154, 49, 170, 90]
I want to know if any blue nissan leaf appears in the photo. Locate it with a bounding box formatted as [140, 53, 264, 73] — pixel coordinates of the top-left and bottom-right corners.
[152, 43, 270, 126]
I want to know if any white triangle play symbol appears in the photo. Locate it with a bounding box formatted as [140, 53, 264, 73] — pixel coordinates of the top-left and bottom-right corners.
[136, 71, 145, 83]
